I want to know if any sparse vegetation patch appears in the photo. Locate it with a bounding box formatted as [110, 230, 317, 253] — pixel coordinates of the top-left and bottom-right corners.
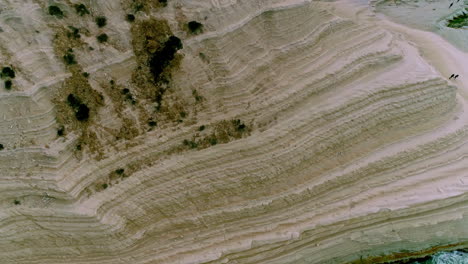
[182, 119, 251, 150]
[67, 26, 81, 39]
[447, 9, 468, 28]
[130, 18, 187, 124]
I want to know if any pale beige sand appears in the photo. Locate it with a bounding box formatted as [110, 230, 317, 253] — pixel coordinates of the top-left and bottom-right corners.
[0, 0, 466, 263]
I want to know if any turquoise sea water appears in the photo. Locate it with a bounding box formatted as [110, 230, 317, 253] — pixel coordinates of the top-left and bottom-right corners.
[410, 251, 468, 264]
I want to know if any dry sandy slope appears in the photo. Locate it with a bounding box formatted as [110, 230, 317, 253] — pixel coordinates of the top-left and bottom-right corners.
[0, 0, 467, 263]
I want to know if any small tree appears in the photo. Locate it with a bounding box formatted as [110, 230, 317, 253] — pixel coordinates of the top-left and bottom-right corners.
[49, 6, 64, 18]
[74, 4, 90, 16]
[188, 21, 203, 34]
[2, 67, 15, 78]
[63, 53, 76, 65]
[75, 104, 90, 121]
[126, 14, 135, 22]
[97, 33, 108, 43]
[95, 16, 107, 28]
[57, 126, 65, 136]
[4, 80, 12, 90]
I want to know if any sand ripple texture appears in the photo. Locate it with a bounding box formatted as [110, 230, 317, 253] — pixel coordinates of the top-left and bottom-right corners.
[0, 0, 466, 263]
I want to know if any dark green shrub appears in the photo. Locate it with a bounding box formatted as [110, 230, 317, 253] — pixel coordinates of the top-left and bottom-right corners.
[2, 67, 15, 78]
[126, 14, 135, 22]
[82, 72, 90, 78]
[115, 168, 125, 175]
[148, 120, 157, 127]
[67, 94, 80, 107]
[95, 16, 107, 28]
[447, 9, 468, 28]
[199, 125, 205, 131]
[4, 80, 12, 90]
[102, 183, 108, 189]
[97, 33, 108, 43]
[74, 4, 90, 16]
[63, 53, 76, 65]
[49, 6, 64, 18]
[159, 0, 168, 6]
[0, 144, 4, 150]
[13, 200, 20, 205]
[188, 21, 203, 34]
[67, 26, 81, 39]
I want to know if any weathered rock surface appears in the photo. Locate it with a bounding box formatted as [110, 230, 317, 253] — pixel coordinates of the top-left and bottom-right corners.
[0, 0, 466, 263]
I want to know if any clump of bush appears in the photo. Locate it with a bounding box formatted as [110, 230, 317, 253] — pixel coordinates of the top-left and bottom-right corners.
[95, 16, 107, 28]
[97, 33, 108, 43]
[447, 9, 468, 28]
[74, 4, 90, 16]
[1, 67, 15, 90]
[192, 89, 203, 102]
[67, 26, 81, 39]
[148, 120, 157, 127]
[13, 199, 20, 205]
[4, 80, 12, 90]
[232, 119, 246, 131]
[183, 139, 198, 149]
[57, 126, 65, 136]
[0, 144, 4, 150]
[188, 21, 203, 34]
[67, 94, 90, 121]
[126, 14, 135, 22]
[2, 67, 15, 79]
[49, 6, 64, 18]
